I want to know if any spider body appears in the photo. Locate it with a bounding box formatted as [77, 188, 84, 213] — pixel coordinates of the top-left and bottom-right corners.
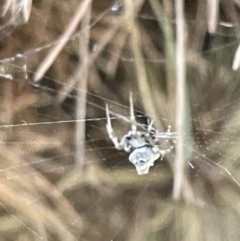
[106, 94, 175, 175]
[129, 145, 161, 174]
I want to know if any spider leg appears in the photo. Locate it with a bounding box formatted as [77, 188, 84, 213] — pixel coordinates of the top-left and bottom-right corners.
[106, 104, 122, 149]
[147, 119, 154, 133]
[153, 144, 174, 160]
[119, 133, 132, 152]
[129, 92, 137, 134]
[106, 104, 130, 150]
[167, 125, 171, 134]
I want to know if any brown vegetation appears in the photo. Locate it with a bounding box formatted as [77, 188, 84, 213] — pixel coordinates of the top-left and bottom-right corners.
[0, 0, 240, 240]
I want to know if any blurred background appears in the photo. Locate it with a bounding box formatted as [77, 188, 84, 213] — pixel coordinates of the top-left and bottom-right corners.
[0, 0, 240, 240]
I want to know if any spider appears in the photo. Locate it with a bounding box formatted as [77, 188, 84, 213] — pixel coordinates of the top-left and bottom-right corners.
[105, 94, 176, 175]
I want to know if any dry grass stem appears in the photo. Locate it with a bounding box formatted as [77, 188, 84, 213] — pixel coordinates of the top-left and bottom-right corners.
[57, 16, 122, 103]
[75, 3, 91, 169]
[173, 0, 187, 200]
[33, 0, 92, 82]
[232, 44, 240, 70]
[207, 0, 219, 33]
[90, 18, 122, 63]
[21, 0, 32, 23]
[148, 0, 175, 95]
[126, 0, 164, 128]
[1, 0, 15, 17]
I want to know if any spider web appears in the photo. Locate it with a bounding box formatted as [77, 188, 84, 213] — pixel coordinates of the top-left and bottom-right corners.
[0, 0, 240, 241]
